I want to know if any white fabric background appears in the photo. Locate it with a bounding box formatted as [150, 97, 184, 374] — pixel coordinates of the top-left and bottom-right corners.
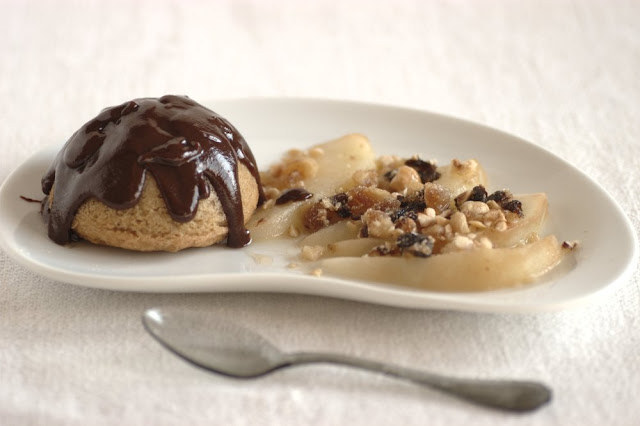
[1, 0, 639, 424]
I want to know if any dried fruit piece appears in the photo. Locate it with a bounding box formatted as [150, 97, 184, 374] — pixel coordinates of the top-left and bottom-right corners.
[404, 158, 440, 183]
[424, 183, 451, 214]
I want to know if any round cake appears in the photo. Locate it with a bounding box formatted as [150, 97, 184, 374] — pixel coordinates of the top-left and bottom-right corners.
[41, 95, 264, 251]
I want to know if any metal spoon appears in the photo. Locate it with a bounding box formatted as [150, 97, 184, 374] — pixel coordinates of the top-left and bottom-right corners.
[142, 308, 551, 412]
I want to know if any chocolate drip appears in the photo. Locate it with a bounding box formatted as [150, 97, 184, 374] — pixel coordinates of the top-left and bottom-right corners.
[42, 95, 264, 248]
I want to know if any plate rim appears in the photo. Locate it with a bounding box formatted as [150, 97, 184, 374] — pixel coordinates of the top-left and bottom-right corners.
[0, 97, 637, 313]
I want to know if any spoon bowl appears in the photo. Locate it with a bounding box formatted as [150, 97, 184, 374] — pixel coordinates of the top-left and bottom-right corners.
[143, 308, 285, 377]
[143, 307, 552, 412]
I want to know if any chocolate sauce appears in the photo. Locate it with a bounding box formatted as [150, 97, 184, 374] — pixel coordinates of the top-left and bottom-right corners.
[20, 195, 42, 203]
[275, 188, 313, 205]
[41, 95, 264, 248]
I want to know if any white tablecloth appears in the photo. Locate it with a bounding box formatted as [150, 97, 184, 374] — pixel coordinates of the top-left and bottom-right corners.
[1, 1, 639, 425]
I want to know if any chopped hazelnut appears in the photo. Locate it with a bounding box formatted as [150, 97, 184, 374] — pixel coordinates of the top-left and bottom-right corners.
[476, 237, 493, 249]
[423, 223, 445, 239]
[389, 165, 423, 193]
[468, 220, 486, 229]
[450, 211, 470, 234]
[376, 155, 404, 172]
[460, 201, 490, 219]
[486, 200, 501, 210]
[483, 210, 506, 226]
[494, 221, 508, 232]
[320, 198, 333, 209]
[362, 209, 396, 239]
[395, 216, 417, 234]
[455, 185, 487, 209]
[417, 213, 435, 228]
[435, 215, 449, 226]
[260, 148, 319, 190]
[442, 235, 474, 253]
[452, 235, 474, 249]
[444, 224, 453, 239]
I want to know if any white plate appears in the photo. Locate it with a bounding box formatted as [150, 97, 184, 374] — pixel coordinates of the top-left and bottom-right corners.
[0, 99, 637, 312]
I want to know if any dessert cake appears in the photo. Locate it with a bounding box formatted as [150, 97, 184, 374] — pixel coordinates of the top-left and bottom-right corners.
[41, 95, 264, 251]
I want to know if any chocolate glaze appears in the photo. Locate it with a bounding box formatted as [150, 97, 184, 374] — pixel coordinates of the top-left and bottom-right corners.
[42, 95, 264, 248]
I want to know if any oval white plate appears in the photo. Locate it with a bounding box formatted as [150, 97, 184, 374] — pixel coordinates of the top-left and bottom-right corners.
[0, 99, 637, 312]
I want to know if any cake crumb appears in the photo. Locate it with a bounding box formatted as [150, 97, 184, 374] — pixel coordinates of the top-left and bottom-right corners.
[301, 245, 324, 261]
[250, 253, 273, 265]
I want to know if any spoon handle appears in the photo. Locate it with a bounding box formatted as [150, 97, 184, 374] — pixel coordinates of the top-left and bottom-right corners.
[286, 352, 551, 412]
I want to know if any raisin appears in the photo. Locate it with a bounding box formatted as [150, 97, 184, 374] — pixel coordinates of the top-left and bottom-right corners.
[405, 158, 441, 183]
[392, 194, 426, 221]
[487, 190, 510, 204]
[502, 199, 523, 217]
[468, 185, 488, 202]
[396, 232, 428, 248]
[456, 185, 488, 210]
[401, 199, 427, 212]
[391, 208, 415, 222]
[404, 210, 419, 221]
[337, 205, 352, 218]
[275, 188, 313, 205]
[369, 233, 434, 257]
[330, 192, 349, 205]
[395, 233, 434, 257]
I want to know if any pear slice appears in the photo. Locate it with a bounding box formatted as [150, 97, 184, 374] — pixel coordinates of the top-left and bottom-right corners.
[305, 133, 376, 195]
[323, 238, 385, 258]
[299, 220, 361, 247]
[479, 193, 548, 248]
[437, 159, 488, 198]
[248, 202, 307, 241]
[248, 134, 376, 241]
[320, 235, 566, 292]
